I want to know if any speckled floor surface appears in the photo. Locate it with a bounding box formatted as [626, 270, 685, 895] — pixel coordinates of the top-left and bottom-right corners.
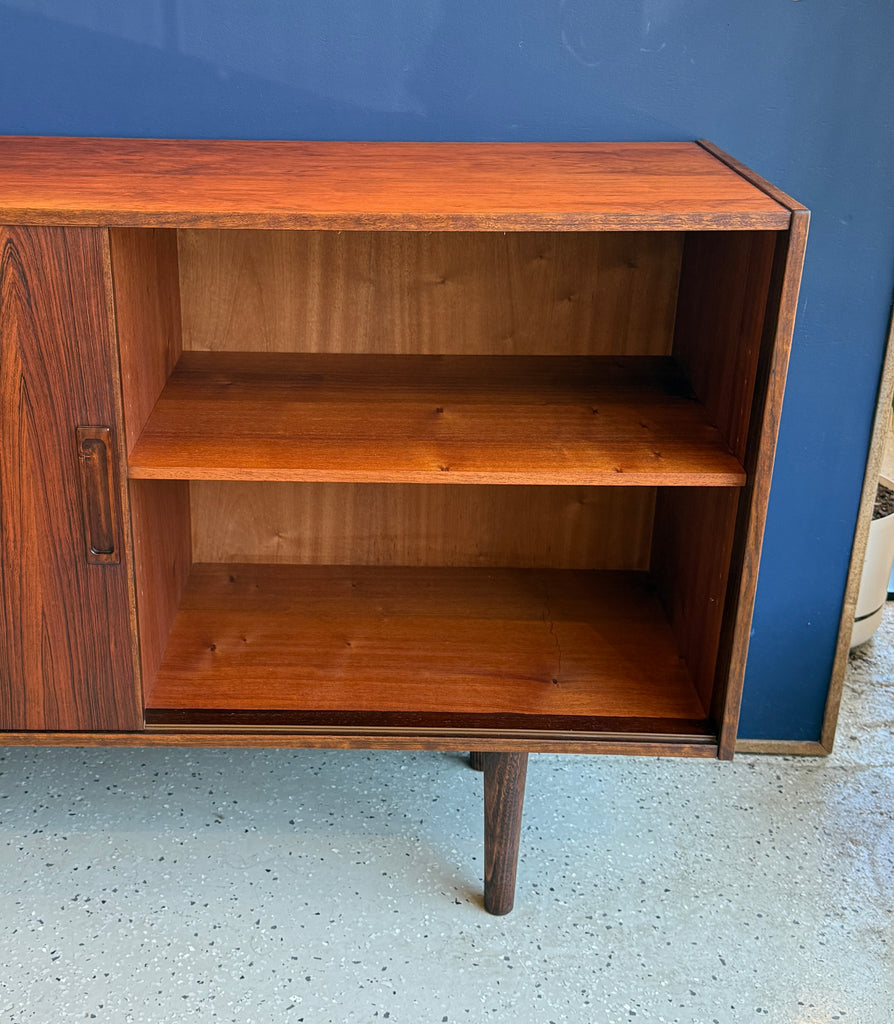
[1, 619, 892, 1024]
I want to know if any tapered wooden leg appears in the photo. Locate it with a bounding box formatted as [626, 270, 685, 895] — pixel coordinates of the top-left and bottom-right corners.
[483, 751, 528, 915]
[469, 751, 485, 771]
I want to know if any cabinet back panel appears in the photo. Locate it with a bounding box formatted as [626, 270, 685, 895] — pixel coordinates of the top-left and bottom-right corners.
[178, 230, 683, 356]
[190, 482, 654, 570]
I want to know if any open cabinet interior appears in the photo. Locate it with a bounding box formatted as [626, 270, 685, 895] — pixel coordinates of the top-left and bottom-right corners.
[110, 221, 778, 752]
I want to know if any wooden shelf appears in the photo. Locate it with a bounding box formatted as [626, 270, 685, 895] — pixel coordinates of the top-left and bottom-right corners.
[128, 353, 745, 487]
[144, 564, 712, 740]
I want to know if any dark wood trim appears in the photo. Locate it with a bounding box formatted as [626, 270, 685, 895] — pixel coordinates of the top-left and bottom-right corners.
[735, 739, 829, 756]
[715, 210, 810, 759]
[0, 210, 793, 233]
[144, 707, 713, 736]
[694, 141, 811, 759]
[0, 729, 720, 757]
[483, 752, 528, 915]
[695, 140, 809, 214]
[469, 752, 486, 771]
[101, 227, 152, 721]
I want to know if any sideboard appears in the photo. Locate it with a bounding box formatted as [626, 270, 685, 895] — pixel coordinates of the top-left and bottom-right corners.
[0, 138, 807, 912]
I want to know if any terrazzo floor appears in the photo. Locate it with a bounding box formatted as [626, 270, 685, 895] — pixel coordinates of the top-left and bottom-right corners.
[1, 616, 892, 1024]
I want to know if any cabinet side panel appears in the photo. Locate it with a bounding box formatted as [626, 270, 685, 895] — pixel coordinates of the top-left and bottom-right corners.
[0, 226, 141, 730]
[651, 487, 739, 714]
[129, 480, 192, 705]
[673, 231, 777, 460]
[190, 481, 655, 570]
[713, 214, 809, 757]
[179, 230, 683, 356]
[109, 228, 182, 455]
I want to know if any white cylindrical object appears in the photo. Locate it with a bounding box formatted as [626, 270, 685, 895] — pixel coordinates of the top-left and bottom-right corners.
[851, 510, 894, 647]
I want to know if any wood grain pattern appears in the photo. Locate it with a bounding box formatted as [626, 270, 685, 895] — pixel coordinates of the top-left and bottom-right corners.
[673, 230, 777, 461]
[144, 564, 708, 727]
[108, 228, 182, 455]
[179, 229, 682, 356]
[109, 227, 189, 689]
[696, 140, 809, 217]
[128, 353, 747, 486]
[665, 223, 803, 751]
[679, 148, 811, 757]
[0, 226, 141, 730]
[735, 739, 828, 756]
[713, 210, 809, 759]
[483, 752, 528, 915]
[190, 482, 655, 570]
[0, 139, 806, 772]
[129, 479, 192, 697]
[0, 729, 719, 756]
[75, 426, 121, 564]
[0, 139, 790, 230]
[651, 487, 739, 710]
[148, 708, 711, 734]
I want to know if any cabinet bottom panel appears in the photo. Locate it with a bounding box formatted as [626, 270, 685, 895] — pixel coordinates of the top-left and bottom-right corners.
[143, 564, 713, 740]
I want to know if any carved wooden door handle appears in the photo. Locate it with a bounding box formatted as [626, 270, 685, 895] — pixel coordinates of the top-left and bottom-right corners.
[76, 426, 120, 564]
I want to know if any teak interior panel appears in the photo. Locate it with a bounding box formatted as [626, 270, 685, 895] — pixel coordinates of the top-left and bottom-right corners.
[178, 230, 683, 356]
[651, 487, 739, 710]
[0, 139, 791, 230]
[144, 564, 708, 726]
[129, 479, 192, 695]
[673, 230, 777, 461]
[190, 482, 655, 570]
[127, 353, 747, 486]
[109, 227, 183, 454]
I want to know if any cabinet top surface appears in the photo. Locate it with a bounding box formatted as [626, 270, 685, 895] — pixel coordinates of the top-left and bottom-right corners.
[0, 137, 795, 230]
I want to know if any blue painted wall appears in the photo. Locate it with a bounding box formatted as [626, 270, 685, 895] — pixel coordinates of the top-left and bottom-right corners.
[2, 1, 892, 740]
